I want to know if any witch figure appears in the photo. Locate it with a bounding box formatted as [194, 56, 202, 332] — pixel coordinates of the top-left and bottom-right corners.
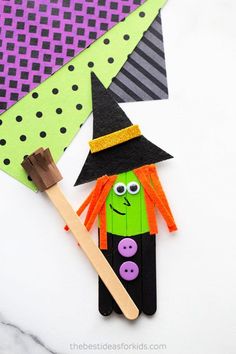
[70, 73, 177, 316]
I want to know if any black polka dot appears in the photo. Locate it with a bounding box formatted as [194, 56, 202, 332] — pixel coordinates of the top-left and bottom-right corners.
[32, 92, 38, 98]
[3, 158, 10, 165]
[56, 108, 62, 114]
[124, 34, 130, 40]
[64, 147, 67, 151]
[0, 139, 6, 146]
[0, 120, 2, 125]
[16, 115, 22, 122]
[88, 61, 94, 68]
[72, 84, 78, 91]
[40, 131, 46, 138]
[20, 135, 27, 141]
[80, 123, 83, 128]
[52, 88, 59, 94]
[103, 38, 110, 45]
[139, 11, 145, 18]
[60, 127, 66, 134]
[68, 65, 74, 71]
[36, 111, 43, 118]
[76, 104, 83, 110]
[108, 57, 114, 64]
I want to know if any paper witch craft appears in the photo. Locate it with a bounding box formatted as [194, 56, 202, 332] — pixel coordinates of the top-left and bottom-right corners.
[68, 73, 177, 316]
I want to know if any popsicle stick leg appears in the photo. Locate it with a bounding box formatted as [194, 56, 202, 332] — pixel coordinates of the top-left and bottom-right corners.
[141, 233, 157, 315]
[98, 232, 114, 316]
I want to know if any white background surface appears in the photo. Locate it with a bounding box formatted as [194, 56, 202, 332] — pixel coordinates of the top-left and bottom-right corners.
[0, 0, 236, 353]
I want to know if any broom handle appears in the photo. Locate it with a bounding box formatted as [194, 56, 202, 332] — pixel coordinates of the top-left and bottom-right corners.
[46, 184, 139, 321]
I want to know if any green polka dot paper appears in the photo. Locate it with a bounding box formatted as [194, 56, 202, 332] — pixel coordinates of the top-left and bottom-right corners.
[0, 0, 166, 191]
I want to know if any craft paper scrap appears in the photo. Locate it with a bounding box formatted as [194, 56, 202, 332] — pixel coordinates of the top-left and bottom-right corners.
[0, 0, 166, 190]
[109, 12, 168, 102]
[0, 0, 145, 113]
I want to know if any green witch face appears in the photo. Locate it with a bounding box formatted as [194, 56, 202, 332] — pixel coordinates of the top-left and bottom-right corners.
[105, 170, 149, 236]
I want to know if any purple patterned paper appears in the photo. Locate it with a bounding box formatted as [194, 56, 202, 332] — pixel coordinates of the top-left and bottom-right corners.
[0, 0, 144, 113]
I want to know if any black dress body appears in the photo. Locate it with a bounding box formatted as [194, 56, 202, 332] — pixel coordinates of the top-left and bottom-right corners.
[98, 232, 157, 316]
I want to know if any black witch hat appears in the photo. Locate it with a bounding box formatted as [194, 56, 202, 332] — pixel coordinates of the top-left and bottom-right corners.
[75, 73, 173, 186]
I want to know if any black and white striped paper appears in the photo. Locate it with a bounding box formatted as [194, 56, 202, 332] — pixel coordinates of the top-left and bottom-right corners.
[109, 12, 168, 102]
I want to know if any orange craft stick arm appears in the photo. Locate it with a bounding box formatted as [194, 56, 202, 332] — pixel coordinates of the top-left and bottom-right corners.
[99, 203, 107, 250]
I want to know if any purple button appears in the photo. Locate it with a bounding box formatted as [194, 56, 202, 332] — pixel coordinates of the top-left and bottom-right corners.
[119, 261, 139, 281]
[118, 238, 138, 258]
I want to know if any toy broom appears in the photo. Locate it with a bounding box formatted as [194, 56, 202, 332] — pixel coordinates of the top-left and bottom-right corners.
[67, 73, 177, 316]
[21, 148, 139, 320]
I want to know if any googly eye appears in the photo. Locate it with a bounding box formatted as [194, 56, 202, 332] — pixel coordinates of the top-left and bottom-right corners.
[127, 181, 140, 195]
[113, 182, 126, 196]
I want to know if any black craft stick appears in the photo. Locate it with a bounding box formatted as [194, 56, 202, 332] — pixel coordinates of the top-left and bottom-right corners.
[98, 231, 114, 316]
[141, 233, 157, 315]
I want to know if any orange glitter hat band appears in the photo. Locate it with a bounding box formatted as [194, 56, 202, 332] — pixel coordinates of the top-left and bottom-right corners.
[89, 125, 142, 153]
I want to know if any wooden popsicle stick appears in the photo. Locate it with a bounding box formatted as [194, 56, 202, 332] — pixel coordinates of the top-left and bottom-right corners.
[22, 148, 139, 321]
